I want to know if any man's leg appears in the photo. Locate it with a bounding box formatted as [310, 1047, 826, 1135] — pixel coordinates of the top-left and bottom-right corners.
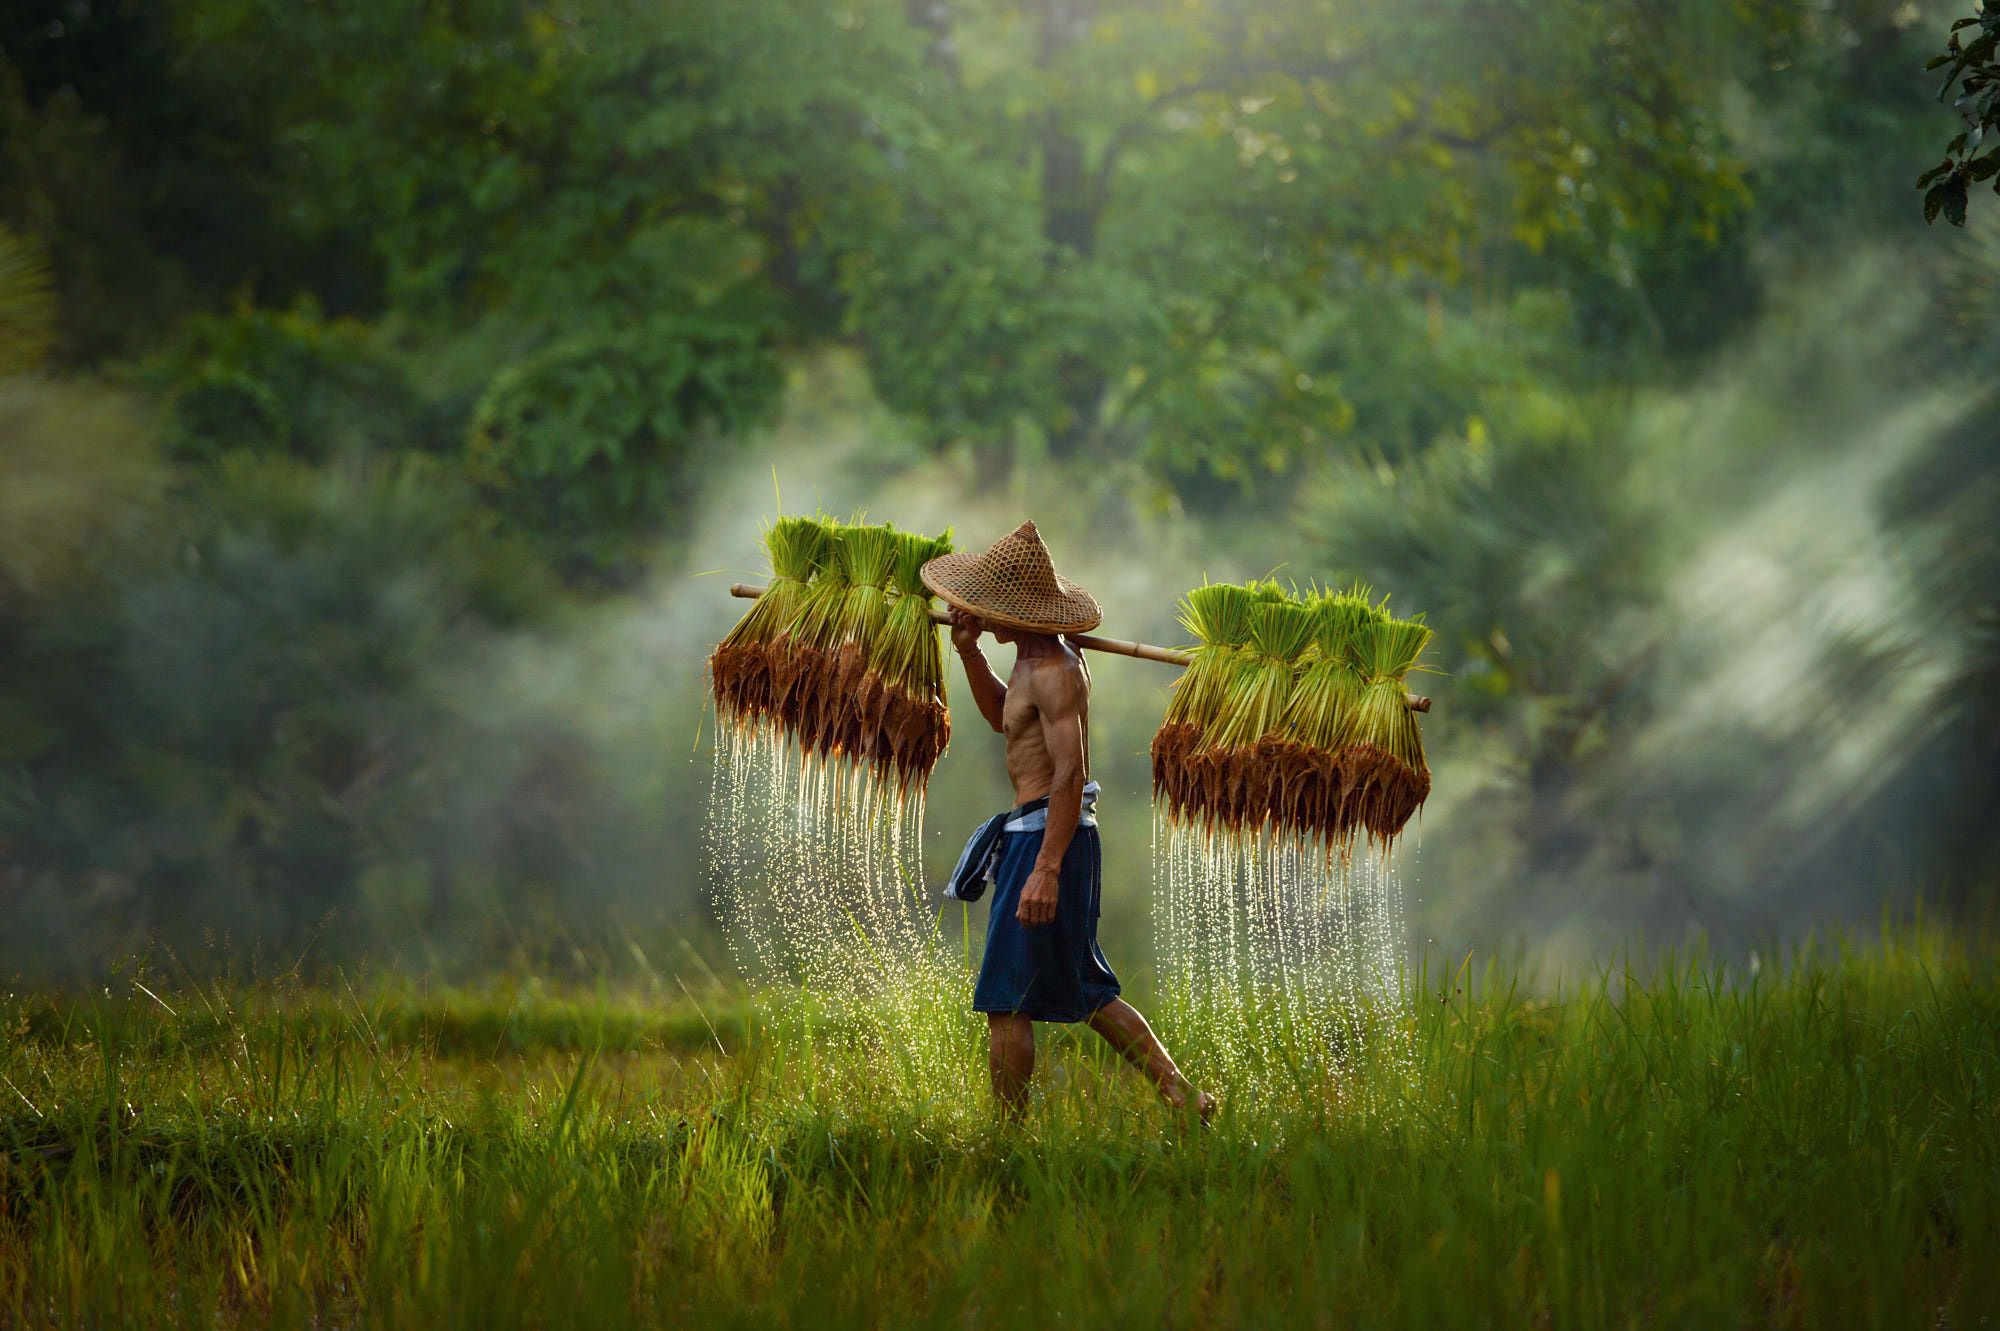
[988, 1013, 1035, 1117]
[1087, 998, 1215, 1120]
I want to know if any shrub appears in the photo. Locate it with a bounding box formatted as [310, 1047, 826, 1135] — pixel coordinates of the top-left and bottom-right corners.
[466, 317, 781, 567]
[152, 305, 432, 463]
[0, 452, 559, 953]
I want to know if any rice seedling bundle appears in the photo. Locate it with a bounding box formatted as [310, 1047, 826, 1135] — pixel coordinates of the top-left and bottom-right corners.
[767, 526, 849, 740]
[1197, 589, 1318, 835]
[710, 515, 833, 732]
[812, 523, 898, 755]
[1150, 581, 1256, 821]
[1150, 578, 1435, 849]
[1342, 612, 1435, 845]
[1274, 586, 1385, 840]
[708, 515, 956, 792]
[864, 531, 955, 788]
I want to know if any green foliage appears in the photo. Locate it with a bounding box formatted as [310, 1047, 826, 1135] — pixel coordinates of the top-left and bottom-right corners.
[171, 3, 863, 326]
[466, 321, 782, 567]
[1180, 1, 1741, 450]
[150, 304, 431, 464]
[832, 0, 1764, 479]
[837, 141, 1141, 450]
[1, 929, 1994, 1325]
[0, 453, 558, 950]
[1920, 5, 2000, 226]
[99, 0, 1775, 489]
[0, 1, 387, 362]
[3, 0, 1932, 496]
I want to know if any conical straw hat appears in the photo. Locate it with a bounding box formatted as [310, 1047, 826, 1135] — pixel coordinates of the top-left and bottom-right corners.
[920, 520, 1101, 634]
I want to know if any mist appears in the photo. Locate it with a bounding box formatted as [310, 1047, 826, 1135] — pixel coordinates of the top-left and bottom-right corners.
[1412, 248, 1995, 970]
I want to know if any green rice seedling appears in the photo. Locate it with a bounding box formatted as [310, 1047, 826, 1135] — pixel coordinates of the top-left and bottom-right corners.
[1275, 585, 1384, 839]
[710, 515, 833, 732]
[822, 523, 900, 757]
[1341, 609, 1436, 847]
[1201, 590, 1318, 834]
[863, 529, 956, 789]
[870, 530, 952, 700]
[1282, 585, 1380, 749]
[777, 521, 857, 752]
[1152, 580, 1257, 822]
[834, 524, 899, 643]
[1169, 581, 1259, 728]
[1150, 576, 1433, 847]
[784, 524, 854, 655]
[1205, 590, 1317, 750]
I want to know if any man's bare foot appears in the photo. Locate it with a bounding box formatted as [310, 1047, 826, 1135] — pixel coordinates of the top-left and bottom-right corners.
[1166, 1082, 1217, 1125]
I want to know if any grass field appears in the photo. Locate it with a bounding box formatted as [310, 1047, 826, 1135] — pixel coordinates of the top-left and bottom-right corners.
[2, 926, 1996, 1329]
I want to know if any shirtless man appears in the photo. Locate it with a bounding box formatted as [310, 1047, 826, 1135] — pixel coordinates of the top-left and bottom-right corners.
[922, 522, 1212, 1120]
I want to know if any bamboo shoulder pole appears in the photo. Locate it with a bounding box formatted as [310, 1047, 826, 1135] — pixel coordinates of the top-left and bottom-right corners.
[724, 582, 1432, 713]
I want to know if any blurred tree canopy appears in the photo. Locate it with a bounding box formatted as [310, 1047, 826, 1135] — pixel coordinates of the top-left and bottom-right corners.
[5, 2, 1954, 499]
[0, 0, 1811, 503]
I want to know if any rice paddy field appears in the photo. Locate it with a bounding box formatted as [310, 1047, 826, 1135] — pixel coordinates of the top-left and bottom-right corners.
[2, 924, 1995, 1330]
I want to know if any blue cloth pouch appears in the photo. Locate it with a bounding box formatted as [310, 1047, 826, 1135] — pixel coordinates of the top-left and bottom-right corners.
[944, 797, 1048, 902]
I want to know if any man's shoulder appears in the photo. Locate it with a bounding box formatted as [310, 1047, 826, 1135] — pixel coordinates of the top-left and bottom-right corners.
[1012, 647, 1088, 678]
[1021, 651, 1088, 711]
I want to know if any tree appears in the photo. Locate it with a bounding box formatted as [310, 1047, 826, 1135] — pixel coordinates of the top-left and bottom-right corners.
[466, 317, 781, 573]
[148, 0, 1768, 495]
[836, 0, 1758, 486]
[149, 304, 433, 464]
[162, 2, 853, 557]
[0, 1, 385, 362]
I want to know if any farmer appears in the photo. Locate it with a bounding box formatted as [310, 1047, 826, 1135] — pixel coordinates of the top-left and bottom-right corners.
[922, 522, 1214, 1121]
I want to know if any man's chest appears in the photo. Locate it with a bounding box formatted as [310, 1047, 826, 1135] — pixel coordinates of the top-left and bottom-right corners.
[1002, 673, 1041, 740]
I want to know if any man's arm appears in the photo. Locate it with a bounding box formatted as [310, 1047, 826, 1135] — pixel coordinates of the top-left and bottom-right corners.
[948, 608, 1007, 733]
[1016, 658, 1087, 927]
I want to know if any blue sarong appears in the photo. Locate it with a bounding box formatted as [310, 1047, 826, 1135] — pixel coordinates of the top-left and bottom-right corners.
[967, 783, 1121, 1023]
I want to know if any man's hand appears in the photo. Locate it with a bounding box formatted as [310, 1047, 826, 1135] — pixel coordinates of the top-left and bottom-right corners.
[1016, 865, 1060, 926]
[948, 606, 985, 654]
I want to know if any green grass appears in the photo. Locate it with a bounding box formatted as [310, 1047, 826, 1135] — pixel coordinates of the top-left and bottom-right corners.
[2, 926, 1996, 1329]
